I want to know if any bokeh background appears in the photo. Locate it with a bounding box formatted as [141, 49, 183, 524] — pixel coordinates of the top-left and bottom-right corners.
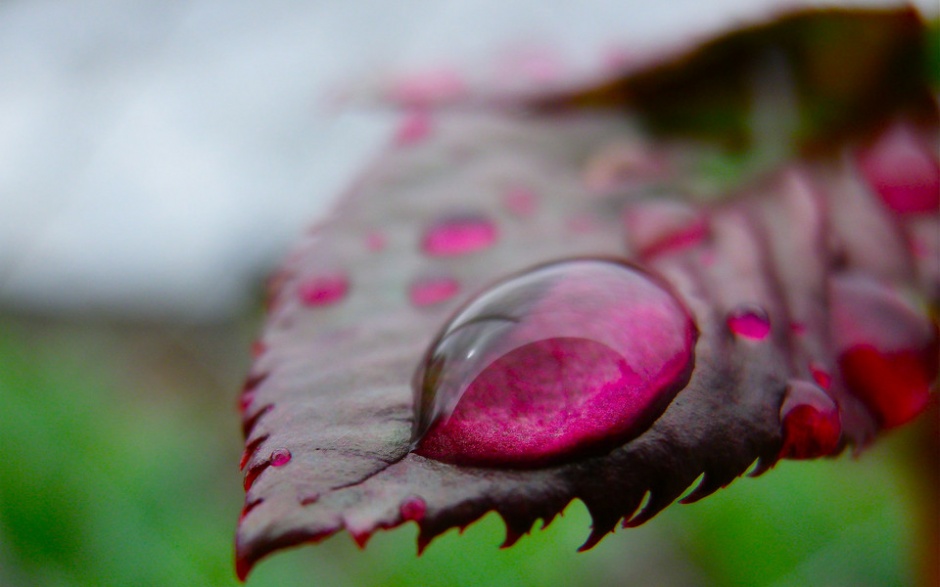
[0, 1, 937, 586]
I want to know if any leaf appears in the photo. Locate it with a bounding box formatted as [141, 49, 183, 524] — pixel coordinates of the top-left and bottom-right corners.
[234, 9, 939, 580]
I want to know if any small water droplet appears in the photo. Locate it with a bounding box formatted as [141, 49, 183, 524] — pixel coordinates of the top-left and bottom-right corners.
[409, 275, 461, 307]
[270, 448, 292, 467]
[394, 110, 433, 146]
[399, 496, 427, 521]
[298, 273, 349, 307]
[779, 380, 841, 460]
[421, 213, 498, 257]
[412, 259, 697, 467]
[856, 121, 939, 215]
[726, 306, 771, 340]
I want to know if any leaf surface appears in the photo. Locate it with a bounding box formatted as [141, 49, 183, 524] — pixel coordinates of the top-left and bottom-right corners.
[235, 9, 939, 580]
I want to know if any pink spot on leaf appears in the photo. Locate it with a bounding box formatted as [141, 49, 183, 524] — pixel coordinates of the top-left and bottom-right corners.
[394, 110, 433, 146]
[366, 231, 387, 252]
[726, 306, 771, 340]
[421, 214, 498, 257]
[501, 186, 539, 218]
[409, 275, 461, 307]
[298, 273, 349, 307]
[387, 69, 466, 106]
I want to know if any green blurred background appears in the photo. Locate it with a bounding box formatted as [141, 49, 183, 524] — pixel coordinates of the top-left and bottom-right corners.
[0, 309, 935, 586]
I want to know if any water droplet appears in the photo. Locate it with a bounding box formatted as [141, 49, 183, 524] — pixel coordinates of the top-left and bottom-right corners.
[779, 380, 841, 460]
[831, 273, 938, 429]
[412, 259, 697, 467]
[298, 273, 349, 307]
[726, 306, 771, 340]
[856, 121, 940, 215]
[270, 448, 292, 467]
[399, 496, 427, 521]
[394, 110, 432, 146]
[421, 213, 498, 257]
[409, 275, 461, 307]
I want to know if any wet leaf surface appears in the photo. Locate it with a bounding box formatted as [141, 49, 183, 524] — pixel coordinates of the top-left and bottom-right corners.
[235, 8, 939, 580]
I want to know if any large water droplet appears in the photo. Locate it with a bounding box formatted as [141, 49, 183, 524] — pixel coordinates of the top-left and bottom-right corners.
[412, 259, 697, 467]
[421, 213, 498, 257]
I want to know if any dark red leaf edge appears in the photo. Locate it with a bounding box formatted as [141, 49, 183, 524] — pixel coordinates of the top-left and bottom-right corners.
[233, 102, 938, 580]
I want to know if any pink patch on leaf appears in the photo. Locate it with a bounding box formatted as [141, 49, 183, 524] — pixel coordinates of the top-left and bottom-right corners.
[421, 214, 498, 257]
[622, 200, 708, 259]
[387, 69, 466, 106]
[394, 110, 433, 146]
[409, 275, 461, 307]
[501, 186, 539, 218]
[366, 231, 387, 252]
[413, 259, 696, 467]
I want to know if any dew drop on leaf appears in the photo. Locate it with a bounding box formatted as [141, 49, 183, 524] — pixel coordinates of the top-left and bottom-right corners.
[779, 381, 842, 460]
[420, 213, 498, 257]
[270, 449, 292, 467]
[399, 496, 427, 521]
[411, 259, 697, 467]
[831, 273, 939, 429]
[726, 306, 771, 340]
[298, 273, 350, 307]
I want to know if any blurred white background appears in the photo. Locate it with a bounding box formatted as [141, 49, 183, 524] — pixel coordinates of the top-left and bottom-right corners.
[0, 0, 933, 320]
